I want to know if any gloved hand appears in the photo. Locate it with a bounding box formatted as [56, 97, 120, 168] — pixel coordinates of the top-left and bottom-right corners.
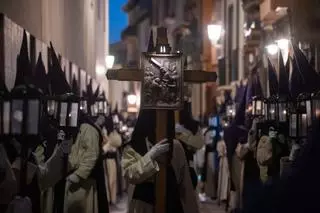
[32, 145, 45, 165]
[147, 139, 170, 161]
[66, 173, 80, 184]
[67, 174, 81, 193]
[175, 124, 188, 134]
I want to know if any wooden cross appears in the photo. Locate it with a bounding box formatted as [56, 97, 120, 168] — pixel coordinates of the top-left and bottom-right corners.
[107, 27, 216, 213]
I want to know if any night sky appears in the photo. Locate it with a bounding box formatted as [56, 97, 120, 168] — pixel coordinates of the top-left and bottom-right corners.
[109, 0, 128, 44]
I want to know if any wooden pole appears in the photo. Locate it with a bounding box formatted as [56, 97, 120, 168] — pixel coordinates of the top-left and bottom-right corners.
[155, 110, 168, 213]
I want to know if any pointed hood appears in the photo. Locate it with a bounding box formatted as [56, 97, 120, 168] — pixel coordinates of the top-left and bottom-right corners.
[71, 75, 80, 96]
[33, 53, 49, 95]
[147, 29, 155, 52]
[246, 63, 263, 104]
[235, 80, 246, 104]
[219, 90, 232, 114]
[94, 85, 100, 100]
[268, 58, 279, 96]
[292, 44, 320, 93]
[278, 51, 290, 97]
[233, 84, 248, 126]
[0, 68, 8, 96]
[290, 56, 305, 98]
[15, 30, 33, 87]
[48, 42, 71, 95]
[84, 78, 96, 106]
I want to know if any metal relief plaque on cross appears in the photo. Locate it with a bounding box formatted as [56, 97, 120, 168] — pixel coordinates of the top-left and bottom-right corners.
[141, 52, 183, 109]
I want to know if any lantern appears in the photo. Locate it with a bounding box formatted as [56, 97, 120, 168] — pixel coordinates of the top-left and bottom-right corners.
[289, 95, 308, 139]
[297, 93, 312, 127]
[53, 93, 80, 131]
[9, 85, 43, 136]
[252, 96, 265, 117]
[80, 97, 88, 114]
[226, 103, 236, 120]
[0, 91, 11, 135]
[277, 96, 290, 123]
[264, 96, 277, 121]
[310, 91, 320, 121]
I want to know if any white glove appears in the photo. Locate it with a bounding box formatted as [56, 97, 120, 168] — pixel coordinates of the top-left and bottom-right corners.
[32, 145, 45, 165]
[148, 139, 170, 161]
[66, 173, 80, 184]
[175, 124, 188, 134]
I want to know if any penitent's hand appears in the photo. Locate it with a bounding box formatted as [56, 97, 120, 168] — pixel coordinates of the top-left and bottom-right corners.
[148, 139, 170, 161]
[58, 140, 73, 156]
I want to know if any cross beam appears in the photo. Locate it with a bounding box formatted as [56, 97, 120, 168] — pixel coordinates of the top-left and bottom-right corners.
[106, 68, 217, 83]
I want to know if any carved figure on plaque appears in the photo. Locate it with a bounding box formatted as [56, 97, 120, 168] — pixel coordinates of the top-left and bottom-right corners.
[141, 53, 183, 109]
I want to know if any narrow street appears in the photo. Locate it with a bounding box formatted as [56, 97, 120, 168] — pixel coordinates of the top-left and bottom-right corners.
[110, 195, 226, 213]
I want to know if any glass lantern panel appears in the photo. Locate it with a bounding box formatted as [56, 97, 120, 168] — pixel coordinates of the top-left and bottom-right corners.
[59, 102, 68, 127]
[252, 100, 256, 115]
[113, 115, 119, 123]
[312, 99, 320, 119]
[299, 113, 307, 137]
[290, 114, 297, 137]
[98, 101, 104, 113]
[270, 104, 276, 120]
[80, 100, 88, 113]
[27, 100, 40, 135]
[11, 100, 23, 134]
[104, 102, 108, 114]
[306, 100, 312, 126]
[69, 103, 79, 127]
[91, 104, 98, 117]
[256, 100, 263, 115]
[3, 101, 10, 134]
[278, 103, 287, 122]
[47, 100, 56, 116]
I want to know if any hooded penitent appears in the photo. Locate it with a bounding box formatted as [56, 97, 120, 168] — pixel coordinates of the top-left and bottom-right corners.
[268, 58, 279, 97]
[123, 108, 201, 213]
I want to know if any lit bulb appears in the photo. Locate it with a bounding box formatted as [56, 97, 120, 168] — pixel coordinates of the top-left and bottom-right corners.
[266, 44, 279, 55]
[127, 94, 137, 105]
[283, 110, 287, 115]
[105, 55, 115, 69]
[276, 39, 289, 50]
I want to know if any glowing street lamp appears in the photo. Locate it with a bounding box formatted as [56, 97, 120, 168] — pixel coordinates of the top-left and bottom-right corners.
[127, 94, 137, 105]
[105, 55, 115, 69]
[266, 43, 279, 55]
[207, 24, 223, 44]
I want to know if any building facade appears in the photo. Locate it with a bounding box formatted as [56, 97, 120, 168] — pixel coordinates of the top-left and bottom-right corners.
[0, 0, 110, 95]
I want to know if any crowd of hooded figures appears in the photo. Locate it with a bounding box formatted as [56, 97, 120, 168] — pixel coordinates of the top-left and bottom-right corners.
[0, 31, 134, 213]
[2, 31, 320, 213]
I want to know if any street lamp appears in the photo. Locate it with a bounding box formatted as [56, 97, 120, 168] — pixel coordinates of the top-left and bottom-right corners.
[207, 24, 223, 44]
[105, 55, 115, 69]
[127, 94, 137, 105]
